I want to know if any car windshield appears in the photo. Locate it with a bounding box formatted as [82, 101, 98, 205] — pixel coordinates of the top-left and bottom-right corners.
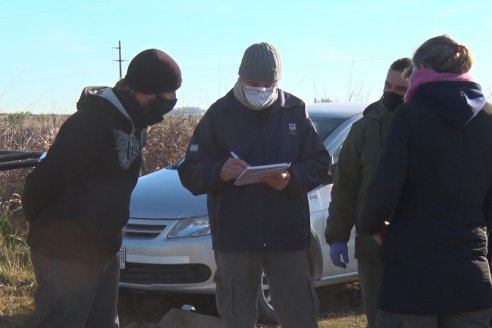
[310, 117, 346, 140]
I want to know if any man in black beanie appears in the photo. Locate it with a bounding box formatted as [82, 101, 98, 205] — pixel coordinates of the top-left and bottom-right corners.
[178, 42, 330, 328]
[22, 48, 181, 328]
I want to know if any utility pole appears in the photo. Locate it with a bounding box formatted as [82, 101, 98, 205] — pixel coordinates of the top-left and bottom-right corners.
[113, 40, 126, 80]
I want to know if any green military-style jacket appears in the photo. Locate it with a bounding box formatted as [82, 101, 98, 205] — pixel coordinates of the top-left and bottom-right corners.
[325, 98, 395, 261]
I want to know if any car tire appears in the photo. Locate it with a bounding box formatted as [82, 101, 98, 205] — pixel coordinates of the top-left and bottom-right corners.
[257, 272, 278, 324]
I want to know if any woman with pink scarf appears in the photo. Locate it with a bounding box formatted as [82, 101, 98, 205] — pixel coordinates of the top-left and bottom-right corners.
[359, 35, 492, 327]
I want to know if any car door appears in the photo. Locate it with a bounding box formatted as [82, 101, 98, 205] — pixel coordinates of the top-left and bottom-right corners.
[319, 126, 358, 278]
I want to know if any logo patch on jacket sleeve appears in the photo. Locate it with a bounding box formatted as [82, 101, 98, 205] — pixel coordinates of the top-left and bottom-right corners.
[189, 144, 199, 152]
[289, 123, 297, 135]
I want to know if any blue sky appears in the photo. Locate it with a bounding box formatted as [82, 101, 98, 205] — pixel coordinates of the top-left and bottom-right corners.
[1, 0, 492, 114]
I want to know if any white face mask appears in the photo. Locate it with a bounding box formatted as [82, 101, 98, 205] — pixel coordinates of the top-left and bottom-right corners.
[243, 85, 277, 109]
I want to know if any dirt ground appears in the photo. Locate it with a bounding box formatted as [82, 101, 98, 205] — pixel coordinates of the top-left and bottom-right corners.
[118, 281, 364, 328]
[0, 282, 363, 328]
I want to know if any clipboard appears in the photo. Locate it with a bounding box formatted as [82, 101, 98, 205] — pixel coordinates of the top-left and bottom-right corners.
[234, 163, 290, 186]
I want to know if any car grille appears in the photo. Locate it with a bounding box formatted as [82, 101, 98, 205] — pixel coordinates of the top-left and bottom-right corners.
[120, 263, 212, 284]
[123, 222, 166, 238]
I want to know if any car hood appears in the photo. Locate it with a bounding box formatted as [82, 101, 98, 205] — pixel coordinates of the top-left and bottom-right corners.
[129, 168, 207, 219]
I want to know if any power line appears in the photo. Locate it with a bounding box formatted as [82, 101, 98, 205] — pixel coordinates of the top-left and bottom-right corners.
[113, 40, 126, 80]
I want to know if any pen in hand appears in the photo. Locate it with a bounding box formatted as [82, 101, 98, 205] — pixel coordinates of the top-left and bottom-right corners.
[221, 151, 247, 182]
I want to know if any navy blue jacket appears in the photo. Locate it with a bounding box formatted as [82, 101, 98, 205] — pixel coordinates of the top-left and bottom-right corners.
[178, 90, 330, 251]
[359, 81, 492, 314]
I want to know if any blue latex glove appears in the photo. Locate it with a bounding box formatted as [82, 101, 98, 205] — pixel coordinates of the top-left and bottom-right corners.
[329, 242, 349, 268]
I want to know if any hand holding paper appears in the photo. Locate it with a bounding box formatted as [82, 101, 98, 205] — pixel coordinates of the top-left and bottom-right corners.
[261, 170, 290, 191]
[233, 163, 290, 186]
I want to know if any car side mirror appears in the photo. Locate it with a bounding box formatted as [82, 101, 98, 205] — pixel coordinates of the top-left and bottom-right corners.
[325, 162, 337, 184]
[322, 154, 337, 185]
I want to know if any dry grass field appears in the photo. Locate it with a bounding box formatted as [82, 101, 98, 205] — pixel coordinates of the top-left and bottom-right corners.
[0, 113, 366, 327]
[0, 112, 200, 204]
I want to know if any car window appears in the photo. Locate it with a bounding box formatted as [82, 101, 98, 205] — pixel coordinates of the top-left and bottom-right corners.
[311, 117, 346, 140]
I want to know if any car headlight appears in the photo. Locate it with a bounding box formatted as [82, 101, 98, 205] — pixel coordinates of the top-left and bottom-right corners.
[167, 216, 210, 238]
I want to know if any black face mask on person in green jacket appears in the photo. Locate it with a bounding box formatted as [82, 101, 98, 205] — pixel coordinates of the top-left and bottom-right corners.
[382, 91, 404, 111]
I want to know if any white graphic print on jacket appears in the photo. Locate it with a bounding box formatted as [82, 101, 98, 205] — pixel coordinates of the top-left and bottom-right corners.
[113, 129, 147, 169]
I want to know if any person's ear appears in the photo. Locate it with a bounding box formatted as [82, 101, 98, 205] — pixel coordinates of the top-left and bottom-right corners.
[484, 103, 492, 115]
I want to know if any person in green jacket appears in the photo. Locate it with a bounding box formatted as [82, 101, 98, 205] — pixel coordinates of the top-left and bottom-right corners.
[324, 57, 411, 328]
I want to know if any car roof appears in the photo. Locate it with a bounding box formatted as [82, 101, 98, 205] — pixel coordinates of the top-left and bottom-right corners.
[306, 102, 366, 119]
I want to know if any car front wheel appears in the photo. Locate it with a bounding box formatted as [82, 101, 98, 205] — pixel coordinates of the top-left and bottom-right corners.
[257, 272, 277, 324]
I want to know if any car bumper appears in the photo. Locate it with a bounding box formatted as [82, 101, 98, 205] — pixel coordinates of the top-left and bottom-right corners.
[119, 231, 216, 294]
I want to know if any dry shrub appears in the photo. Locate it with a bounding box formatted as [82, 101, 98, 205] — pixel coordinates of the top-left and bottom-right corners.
[0, 114, 65, 212]
[0, 113, 200, 212]
[142, 114, 200, 173]
[0, 113, 66, 151]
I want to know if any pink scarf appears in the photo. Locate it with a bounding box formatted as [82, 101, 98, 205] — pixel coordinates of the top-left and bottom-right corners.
[405, 68, 475, 102]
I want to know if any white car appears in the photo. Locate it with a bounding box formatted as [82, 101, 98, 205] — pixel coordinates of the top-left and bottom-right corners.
[119, 102, 365, 323]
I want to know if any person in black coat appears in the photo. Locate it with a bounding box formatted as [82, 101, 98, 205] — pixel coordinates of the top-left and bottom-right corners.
[22, 49, 181, 328]
[358, 34, 492, 327]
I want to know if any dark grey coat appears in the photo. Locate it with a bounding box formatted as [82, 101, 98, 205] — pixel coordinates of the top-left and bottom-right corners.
[359, 81, 492, 314]
[22, 87, 148, 262]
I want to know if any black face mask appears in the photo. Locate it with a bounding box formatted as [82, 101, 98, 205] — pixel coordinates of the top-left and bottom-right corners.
[382, 91, 404, 111]
[143, 97, 177, 126]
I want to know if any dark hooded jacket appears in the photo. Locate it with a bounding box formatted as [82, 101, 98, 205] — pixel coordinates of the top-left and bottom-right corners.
[359, 81, 492, 314]
[22, 86, 148, 262]
[325, 98, 394, 262]
[178, 90, 331, 251]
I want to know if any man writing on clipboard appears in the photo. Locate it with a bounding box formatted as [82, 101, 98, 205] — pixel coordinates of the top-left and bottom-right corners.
[230, 150, 290, 187]
[178, 42, 330, 328]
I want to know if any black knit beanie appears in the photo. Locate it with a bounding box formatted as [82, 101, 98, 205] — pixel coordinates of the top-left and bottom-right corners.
[238, 42, 281, 82]
[125, 49, 182, 94]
